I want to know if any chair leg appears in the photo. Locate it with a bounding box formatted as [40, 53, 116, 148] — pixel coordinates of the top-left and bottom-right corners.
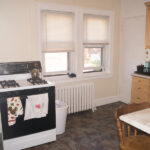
[134, 129, 137, 136]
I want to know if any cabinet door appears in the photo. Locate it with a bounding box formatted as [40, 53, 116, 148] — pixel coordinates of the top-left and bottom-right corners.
[145, 2, 150, 49]
[131, 76, 149, 103]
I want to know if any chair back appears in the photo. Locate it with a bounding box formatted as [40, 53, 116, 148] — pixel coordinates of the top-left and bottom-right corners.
[115, 102, 150, 145]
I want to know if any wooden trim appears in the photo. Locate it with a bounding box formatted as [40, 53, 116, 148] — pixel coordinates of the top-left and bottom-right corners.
[134, 129, 137, 136]
[127, 125, 131, 137]
[145, 45, 150, 49]
[145, 2, 150, 49]
[145, 2, 150, 7]
[116, 119, 124, 145]
[122, 122, 125, 142]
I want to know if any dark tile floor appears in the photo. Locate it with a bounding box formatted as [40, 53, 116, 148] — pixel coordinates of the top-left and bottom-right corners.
[25, 101, 124, 150]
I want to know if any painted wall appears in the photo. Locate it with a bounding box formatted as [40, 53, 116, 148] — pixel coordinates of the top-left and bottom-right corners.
[0, 0, 38, 62]
[119, 0, 146, 102]
[0, 0, 120, 104]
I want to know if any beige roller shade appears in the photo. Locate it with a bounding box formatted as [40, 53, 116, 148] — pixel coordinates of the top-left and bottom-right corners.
[41, 11, 74, 52]
[83, 14, 109, 45]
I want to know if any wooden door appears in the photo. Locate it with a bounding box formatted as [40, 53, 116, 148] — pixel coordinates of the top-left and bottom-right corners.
[145, 2, 150, 49]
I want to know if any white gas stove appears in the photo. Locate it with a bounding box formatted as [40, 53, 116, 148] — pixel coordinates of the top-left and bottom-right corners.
[0, 61, 56, 150]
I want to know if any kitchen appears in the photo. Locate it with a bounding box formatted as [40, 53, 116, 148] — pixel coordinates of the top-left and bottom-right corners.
[0, 0, 150, 150]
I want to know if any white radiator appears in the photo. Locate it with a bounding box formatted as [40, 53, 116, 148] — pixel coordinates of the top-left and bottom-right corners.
[56, 83, 95, 114]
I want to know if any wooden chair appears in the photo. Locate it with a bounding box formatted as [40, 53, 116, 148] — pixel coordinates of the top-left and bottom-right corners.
[115, 102, 150, 150]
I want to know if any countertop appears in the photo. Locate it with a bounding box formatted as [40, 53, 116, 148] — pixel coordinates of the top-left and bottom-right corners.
[132, 72, 150, 79]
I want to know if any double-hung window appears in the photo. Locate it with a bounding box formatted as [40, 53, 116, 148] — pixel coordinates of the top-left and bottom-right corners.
[39, 5, 113, 79]
[41, 11, 74, 76]
[83, 14, 109, 73]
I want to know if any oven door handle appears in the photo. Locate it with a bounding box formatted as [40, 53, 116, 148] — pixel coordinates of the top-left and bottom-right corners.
[21, 96, 28, 99]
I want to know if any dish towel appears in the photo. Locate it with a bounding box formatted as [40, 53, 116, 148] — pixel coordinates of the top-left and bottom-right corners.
[24, 93, 49, 121]
[7, 97, 23, 126]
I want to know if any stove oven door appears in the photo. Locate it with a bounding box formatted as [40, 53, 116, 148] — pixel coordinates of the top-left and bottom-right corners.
[0, 86, 55, 140]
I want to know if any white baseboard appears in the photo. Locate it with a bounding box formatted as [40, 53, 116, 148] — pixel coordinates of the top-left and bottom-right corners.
[95, 95, 129, 107]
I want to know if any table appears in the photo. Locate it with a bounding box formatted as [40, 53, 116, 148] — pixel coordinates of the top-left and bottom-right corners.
[119, 108, 150, 134]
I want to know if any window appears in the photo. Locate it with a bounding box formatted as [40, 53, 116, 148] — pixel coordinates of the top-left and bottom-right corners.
[39, 5, 113, 79]
[44, 52, 68, 73]
[83, 47, 104, 73]
[41, 10, 74, 75]
[83, 14, 109, 73]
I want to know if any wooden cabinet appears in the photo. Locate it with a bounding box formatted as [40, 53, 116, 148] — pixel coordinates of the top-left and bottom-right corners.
[131, 76, 150, 103]
[145, 2, 150, 49]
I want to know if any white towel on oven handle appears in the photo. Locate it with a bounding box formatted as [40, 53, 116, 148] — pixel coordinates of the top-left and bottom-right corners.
[24, 93, 49, 121]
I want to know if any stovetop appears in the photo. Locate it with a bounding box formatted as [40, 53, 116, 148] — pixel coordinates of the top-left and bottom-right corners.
[0, 78, 48, 88]
[0, 78, 54, 92]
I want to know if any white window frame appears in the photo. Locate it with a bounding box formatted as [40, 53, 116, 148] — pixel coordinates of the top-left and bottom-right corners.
[37, 3, 114, 83]
[37, 4, 78, 78]
[77, 8, 114, 79]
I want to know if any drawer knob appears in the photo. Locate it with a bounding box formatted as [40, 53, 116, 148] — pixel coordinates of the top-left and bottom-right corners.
[137, 87, 141, 90]
[137, 97, 140, 100]
[138, 80, 141, 82]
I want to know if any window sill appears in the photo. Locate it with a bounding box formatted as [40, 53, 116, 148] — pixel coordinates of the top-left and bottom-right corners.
[45, 71, 113, 84]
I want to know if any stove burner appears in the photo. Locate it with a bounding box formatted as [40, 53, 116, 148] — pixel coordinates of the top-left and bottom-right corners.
[27, 78, 47, 85]
[0, 80, 20, 88]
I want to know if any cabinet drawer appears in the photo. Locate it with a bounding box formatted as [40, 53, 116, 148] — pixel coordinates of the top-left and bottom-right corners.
[132, 76, 149, 87]
[131, 95, 148, 103]
[132, 83, 149, 94]
[132, 90, 148, 99]
[131, 90, 148, 103]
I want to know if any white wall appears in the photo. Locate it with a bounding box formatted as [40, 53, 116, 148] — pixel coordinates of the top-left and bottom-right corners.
[0, 0, 121, 103]
[119, 0, 146, 102]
